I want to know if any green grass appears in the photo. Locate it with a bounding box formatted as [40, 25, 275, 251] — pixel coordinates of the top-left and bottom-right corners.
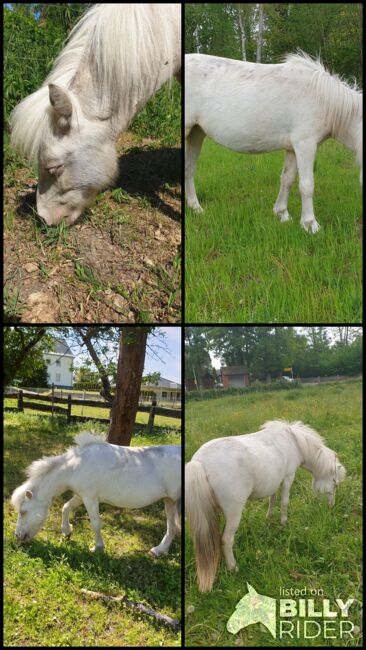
[4, 412, 181, 646]
[185, 380, 362, 647]
[185, 139, 362, 323]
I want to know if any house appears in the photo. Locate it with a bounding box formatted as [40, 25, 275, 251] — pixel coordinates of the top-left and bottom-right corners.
[185, 372, 215, 391]
[220, 366, 250, 388]
[43, 340, 74, 388]
[141, 377, 181, 402]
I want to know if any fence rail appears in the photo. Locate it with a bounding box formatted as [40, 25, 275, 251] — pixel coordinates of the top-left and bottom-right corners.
[4, 390, 181, 432]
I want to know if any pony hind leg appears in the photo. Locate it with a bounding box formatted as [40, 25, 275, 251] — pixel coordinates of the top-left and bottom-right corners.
[280, 474, 295, 525]
[185, 125, 205, 212]
[221, 502, 244, 572]
[150, 497, 180, 557]
[266, 493, 276, 519]
[61, 493, 83, 537]
[273, 150, 297, 223]
[82, 496, 104, 551]
[293, 140, 320, 233]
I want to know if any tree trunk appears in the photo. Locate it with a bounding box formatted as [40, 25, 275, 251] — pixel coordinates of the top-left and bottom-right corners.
[256, 4, 264, 62]
[108, 328, 149, 446]
[77, 327, 113, 403]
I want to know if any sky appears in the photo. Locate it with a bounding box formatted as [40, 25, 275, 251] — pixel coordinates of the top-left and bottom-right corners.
[62, 327, 181, 384]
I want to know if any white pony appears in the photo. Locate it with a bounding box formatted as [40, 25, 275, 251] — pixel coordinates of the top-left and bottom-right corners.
[11, 433, 181, 556]
[185, 52, 362, 232]
[11, 4, 181, 225]
[185, 420, 346, 591]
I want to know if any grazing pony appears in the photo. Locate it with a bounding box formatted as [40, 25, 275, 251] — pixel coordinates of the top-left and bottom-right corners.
[11, 4, 181, 225]
[185, 420, 346, 591]
[185, 52, 362, 232]
[11, 433, 181, 556]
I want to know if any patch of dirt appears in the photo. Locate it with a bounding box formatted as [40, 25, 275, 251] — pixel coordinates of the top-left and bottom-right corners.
[4, 133, 181, 323]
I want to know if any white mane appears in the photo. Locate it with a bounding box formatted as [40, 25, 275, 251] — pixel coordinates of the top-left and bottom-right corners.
[283, 51, 362, 136]
[74, 431, 106, 447]
[11, 3, 180, 161]
[262, 419, 337, 479]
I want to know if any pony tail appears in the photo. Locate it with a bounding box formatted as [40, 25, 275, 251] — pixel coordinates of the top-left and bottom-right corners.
[185, 459, 220, 592]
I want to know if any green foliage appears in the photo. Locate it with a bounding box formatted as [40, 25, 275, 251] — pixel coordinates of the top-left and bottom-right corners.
[131, 80, 181, 146]
[4, 327, 53, 388]
[4, 7, 65, 127]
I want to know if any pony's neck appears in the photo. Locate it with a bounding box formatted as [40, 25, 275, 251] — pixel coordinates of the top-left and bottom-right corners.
[36, 462, 72, 504]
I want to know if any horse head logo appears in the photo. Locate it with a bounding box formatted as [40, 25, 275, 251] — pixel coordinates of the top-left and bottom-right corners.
[227, 583, 276, 637]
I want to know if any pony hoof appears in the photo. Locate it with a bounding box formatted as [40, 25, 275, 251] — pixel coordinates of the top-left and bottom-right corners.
[91, 546, 104, 553]
[149, 547, 160, 557]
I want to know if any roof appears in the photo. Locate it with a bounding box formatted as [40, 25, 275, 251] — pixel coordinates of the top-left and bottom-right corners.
[221, 366, 249, 375]
[144, 377, 181, 389]
[46, 339, 74, 357]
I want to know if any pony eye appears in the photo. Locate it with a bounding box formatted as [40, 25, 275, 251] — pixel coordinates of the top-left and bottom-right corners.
[46, 165, 64, 177]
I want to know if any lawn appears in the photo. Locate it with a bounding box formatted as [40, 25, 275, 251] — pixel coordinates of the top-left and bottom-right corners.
[185, 139, 362, 323]
[185, 380, 362, 647]
[4, 412, 181, 646]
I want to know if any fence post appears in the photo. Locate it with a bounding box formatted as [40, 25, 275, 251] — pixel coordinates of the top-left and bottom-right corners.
[18, 390, 23, 413]
[147, 398, 157, 434]
[67, 394, 72, 424]
[51, 383, 55, 419]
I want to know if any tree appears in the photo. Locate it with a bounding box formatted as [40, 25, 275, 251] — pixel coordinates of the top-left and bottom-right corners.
[4, 326, 52, 388]
[108, 327, 150, 446]
[185, 327, 213, 387]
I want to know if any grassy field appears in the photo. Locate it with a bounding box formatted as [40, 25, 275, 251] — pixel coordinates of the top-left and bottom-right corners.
[185, 380, 362, 647]
[4, 412, 181, 646]
[185, 139, 362, 323]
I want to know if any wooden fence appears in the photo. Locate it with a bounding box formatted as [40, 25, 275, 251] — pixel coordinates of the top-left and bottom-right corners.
[4, 390, 181, 433]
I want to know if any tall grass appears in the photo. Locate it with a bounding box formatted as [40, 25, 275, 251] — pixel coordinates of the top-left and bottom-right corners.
[185, 140, 362, 323]
[185, 380, 362, 647]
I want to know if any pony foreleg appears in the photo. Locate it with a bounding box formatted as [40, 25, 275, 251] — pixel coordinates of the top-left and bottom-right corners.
[294, 140, 320, 233]
[83, 497, 104, 551]
[150, 498, 179, 557]
[280, 475, 295, 525]
[266, 493, 276, 519]
[273, 150, 297, 223]
[185, 125, 205, 212]
[61, 493, 83, 536]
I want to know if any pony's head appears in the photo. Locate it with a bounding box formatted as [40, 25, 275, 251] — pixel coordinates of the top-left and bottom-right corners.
[11, 486, 50, 542]
[35, 84, 118, 225]
[312, 455, 346, 506]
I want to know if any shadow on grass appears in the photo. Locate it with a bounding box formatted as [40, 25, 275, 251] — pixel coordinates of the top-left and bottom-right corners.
[8, 533, 181, 614]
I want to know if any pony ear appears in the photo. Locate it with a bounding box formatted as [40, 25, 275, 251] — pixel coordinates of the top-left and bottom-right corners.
[48, 84, 73, 123]
[25, 490, 33, 500]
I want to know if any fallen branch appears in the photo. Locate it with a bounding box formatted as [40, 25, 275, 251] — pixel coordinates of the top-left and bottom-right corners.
[81, 588, 181, 631]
